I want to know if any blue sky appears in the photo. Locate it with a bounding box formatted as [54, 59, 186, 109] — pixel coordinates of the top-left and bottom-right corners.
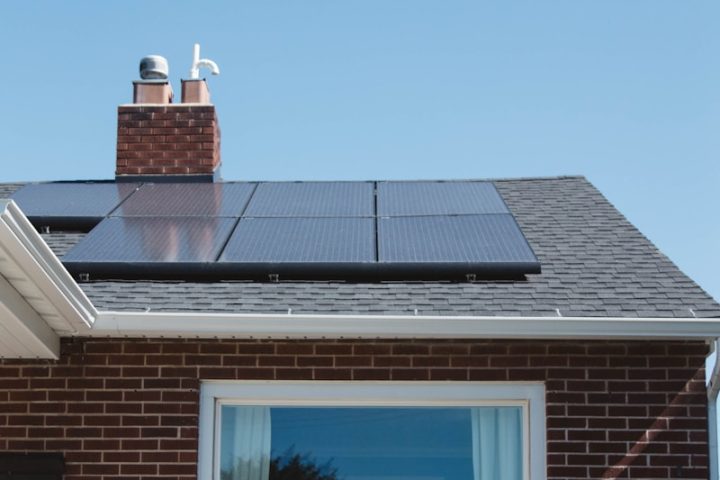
[0, 1, 718, 301]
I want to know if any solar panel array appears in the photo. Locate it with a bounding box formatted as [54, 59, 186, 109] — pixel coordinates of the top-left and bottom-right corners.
[13, 181, 540, 280]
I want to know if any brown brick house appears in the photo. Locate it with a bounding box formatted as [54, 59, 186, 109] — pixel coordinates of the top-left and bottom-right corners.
[1, 72, 719, 480]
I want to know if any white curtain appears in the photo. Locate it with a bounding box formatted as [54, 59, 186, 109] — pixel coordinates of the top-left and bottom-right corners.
[471, 407, 523, 480]
[229, 406, 272, 480]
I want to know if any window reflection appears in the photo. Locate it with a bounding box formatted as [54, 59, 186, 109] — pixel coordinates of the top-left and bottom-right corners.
[220, 406, 522, 480]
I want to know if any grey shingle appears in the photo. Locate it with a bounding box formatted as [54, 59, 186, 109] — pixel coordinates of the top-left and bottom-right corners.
[6, 176, 720, 318]
[41, 233, 86, 258]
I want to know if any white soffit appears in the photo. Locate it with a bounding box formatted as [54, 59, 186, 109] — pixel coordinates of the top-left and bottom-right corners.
[0, 200, 96, 358]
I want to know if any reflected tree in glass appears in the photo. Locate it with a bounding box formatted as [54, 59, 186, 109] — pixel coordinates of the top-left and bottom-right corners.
[269, 449, 339, 480]
[222, 449, 338, 480]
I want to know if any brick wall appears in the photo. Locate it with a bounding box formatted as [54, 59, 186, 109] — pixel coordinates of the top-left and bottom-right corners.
[0, 339, 709, 480]
[116, 105, 221, 177]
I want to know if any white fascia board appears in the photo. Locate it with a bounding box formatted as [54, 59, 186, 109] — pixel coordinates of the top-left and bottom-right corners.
[90, 310, 720, 340]
[0, 200, 96, 333]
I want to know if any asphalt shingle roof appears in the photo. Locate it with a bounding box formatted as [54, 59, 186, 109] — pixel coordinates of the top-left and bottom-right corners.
[4, 176, 719, 318]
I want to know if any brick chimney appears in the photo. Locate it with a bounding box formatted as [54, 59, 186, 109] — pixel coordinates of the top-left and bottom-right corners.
[116, 74, 221, 182]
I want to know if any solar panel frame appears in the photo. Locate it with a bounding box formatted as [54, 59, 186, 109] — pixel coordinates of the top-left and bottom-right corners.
[10, 182, 139, 230]
[243, 182, 375, 217]
[377, 181, 510, 216]
[111, 182, 256, 217]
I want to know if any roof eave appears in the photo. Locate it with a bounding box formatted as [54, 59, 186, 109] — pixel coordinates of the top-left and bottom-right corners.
[1, 198, 719, 359]
[0, 200, 96, 358]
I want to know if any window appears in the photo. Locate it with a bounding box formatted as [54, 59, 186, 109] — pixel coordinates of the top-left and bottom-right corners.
[199, 382, 546, 480]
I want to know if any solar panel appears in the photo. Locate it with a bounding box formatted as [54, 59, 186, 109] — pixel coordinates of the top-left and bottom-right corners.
[220, 217, 375, 263]
[378, 214, 539, 275]
[377, 181, 509, 216]
[112, 182, 255, 217]
[243, 182, 375, 217]
[63, 216, 236, 265]
[10, 182, 138, 229]
[49, 179, 540, 281]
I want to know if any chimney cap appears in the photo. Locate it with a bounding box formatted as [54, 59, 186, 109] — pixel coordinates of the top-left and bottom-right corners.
[139, 55, 169, 80]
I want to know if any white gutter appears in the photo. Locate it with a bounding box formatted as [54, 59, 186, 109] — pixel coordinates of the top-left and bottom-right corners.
[88, 311, 720, 340]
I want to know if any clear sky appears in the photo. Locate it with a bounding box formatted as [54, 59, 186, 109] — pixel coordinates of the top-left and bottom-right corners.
[0, 1, 718, 301]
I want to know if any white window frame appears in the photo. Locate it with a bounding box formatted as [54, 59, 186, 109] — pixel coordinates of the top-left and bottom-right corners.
[198, 381, 547, 480]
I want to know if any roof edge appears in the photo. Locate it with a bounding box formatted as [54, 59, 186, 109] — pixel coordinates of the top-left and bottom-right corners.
[1, 196, 718, 352]
[0, 200, 97, 335]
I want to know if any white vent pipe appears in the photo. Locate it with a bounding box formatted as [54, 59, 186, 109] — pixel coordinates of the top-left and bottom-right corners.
[189, 43, 220, 79]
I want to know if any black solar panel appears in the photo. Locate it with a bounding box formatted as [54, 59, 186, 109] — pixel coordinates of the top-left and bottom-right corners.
[378, 214, 540, 275]
[10, 182, 138, 229]
[49, 179, 540, 281]
[112, 182, 255, 217]
[244, 182, 374, 217]
[63, 216, 236, 264]
[220, 217, 375, 263]
[377, 181, 509, 216]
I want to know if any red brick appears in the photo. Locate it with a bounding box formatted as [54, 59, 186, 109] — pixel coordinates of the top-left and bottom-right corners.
[315, 343, 353, 355]
[120, 438, 157, 450]
[269, 368, 310, 380]
[412, 356, 449, 367]
[335, 356, 371, 367]
[8, 415, 43, 425]
[375, 356, 411, 367]
[353, 368, 391, 380]
[391, 368, 429, 380]
[120, 464, 158, 475]
[9, 390, 47, 401]
[258, 355, 294, 366]
[106, 402, 142, 414]
[121, 415, 159, 426]
[196, 367, 233, 379]
[0, 426, 27, 436]
[141, 451, 179, 462]
[124, 343, 162, 354]
[468, 369, 509, 381]
[84, 415, 122, 426]
[222, 355, 256, 366]
[429, 369, 467, 380]
[314, 368, 352, 380]
[158, 342, 200, 353]
[392, 344, 429, 355]
[66, 451, 102, 463]
[185, 355, 223, 366]
[87, 390, 122, 402]
[103, 427, 141, 438]
[104, 451, 141, 463]
[67, 427, 103, 438]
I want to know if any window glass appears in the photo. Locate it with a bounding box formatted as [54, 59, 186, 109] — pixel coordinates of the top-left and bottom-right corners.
[219, 406, 523, 480]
